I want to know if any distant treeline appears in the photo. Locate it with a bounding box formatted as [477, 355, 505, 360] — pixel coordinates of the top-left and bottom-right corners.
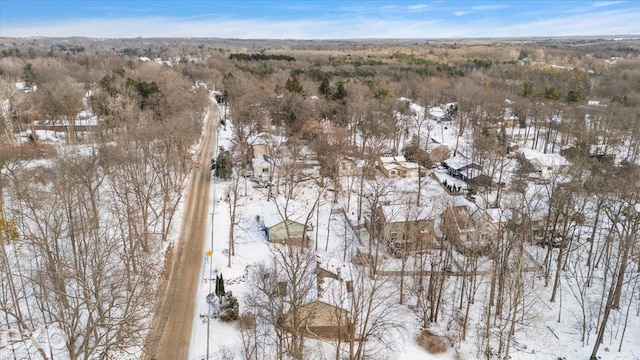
[0, 45, 85, 58]
[229, 53, 295, 62]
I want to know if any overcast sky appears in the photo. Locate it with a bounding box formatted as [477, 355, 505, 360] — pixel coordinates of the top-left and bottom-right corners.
[1, 0, 639, 39]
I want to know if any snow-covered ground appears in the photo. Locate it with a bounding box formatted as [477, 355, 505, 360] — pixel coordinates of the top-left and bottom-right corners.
[3, 90, 637, 360]
[186, 100, 640, 360]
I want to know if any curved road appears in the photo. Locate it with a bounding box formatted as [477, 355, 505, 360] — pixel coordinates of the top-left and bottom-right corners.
[144, 101, 218, 360]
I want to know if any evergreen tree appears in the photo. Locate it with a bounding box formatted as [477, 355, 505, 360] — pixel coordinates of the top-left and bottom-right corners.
[543, 85, 562, 100]
[333, 81, 347, 101]
[566, 88, 586, 103]
[319, 78, 332, 99]
[215, 274, 226, 297]
[219, 292, 239, 322]
[520, 81, 533, 98]
[285, 76, 304, 95]
[215, 150, 232, 180]
[22, 63, 35, 90]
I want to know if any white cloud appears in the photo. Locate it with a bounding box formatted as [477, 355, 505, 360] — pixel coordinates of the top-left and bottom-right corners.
[495, 9, 640, 37]
[471, 4, 508, 11]
[592, 1, 624, 8]
[452, 3, 507, 16]
[407, 4, 429, 11]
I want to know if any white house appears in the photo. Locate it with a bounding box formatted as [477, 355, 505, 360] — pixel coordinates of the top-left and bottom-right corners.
[377, 155, 424, 178]
[519, 148, 570, 177]
[252, 155, 272, 180]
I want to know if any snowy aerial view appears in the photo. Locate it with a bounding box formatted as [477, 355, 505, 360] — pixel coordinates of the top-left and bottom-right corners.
[1, 1, 639, 359]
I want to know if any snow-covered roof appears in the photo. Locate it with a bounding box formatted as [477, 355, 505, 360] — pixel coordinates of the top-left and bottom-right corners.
[318, 278, 351, 309]
[444, 201, 505, 230]
[382, 161, 420, 171]
[379, 204, 434, 223]
[316, 256, 352, 282]
[409, 102, 425, 117]
[380, 155, 406, 164]
[518, 148, 570, 167]
[298, 145, 317, 158]
[262, 197, 310, 228]
[503, 107, 519, 121]
[428, 106, 446, 119]
[339, 156, 367, 169]
[248, 132, 270, 146]
[486, 208, 509, 223]
[444, 156, 474, 170]
[252, 156, 271, 167]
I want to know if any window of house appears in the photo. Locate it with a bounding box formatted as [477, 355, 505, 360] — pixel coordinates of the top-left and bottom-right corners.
[390, 170, 396, 175]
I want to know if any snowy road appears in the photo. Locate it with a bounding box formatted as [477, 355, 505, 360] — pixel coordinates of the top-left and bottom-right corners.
[143, 100, 219, 360]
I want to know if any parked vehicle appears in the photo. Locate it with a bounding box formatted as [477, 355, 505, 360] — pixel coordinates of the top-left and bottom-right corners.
[254, 180, 271, 189]
[533, 236, 564, 248]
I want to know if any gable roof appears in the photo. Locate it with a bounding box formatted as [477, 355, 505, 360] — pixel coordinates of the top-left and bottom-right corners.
[444, 156, 479, 171]
[282, 300, 350, 329]
[252, 155, 272, 167]
[428, 106, 446, 119]
[379, 155, 407, 164]
[519, 147, 570, 167]
[262, 197, 310, 228]
[378, 204, 434, 223]
[379, 155, 422, 173]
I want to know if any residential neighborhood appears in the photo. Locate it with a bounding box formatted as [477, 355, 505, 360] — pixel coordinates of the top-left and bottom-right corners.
[0, 7, 639, 360]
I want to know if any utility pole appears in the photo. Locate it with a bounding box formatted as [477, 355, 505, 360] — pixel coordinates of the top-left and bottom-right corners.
[206, 100, 220, 360]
